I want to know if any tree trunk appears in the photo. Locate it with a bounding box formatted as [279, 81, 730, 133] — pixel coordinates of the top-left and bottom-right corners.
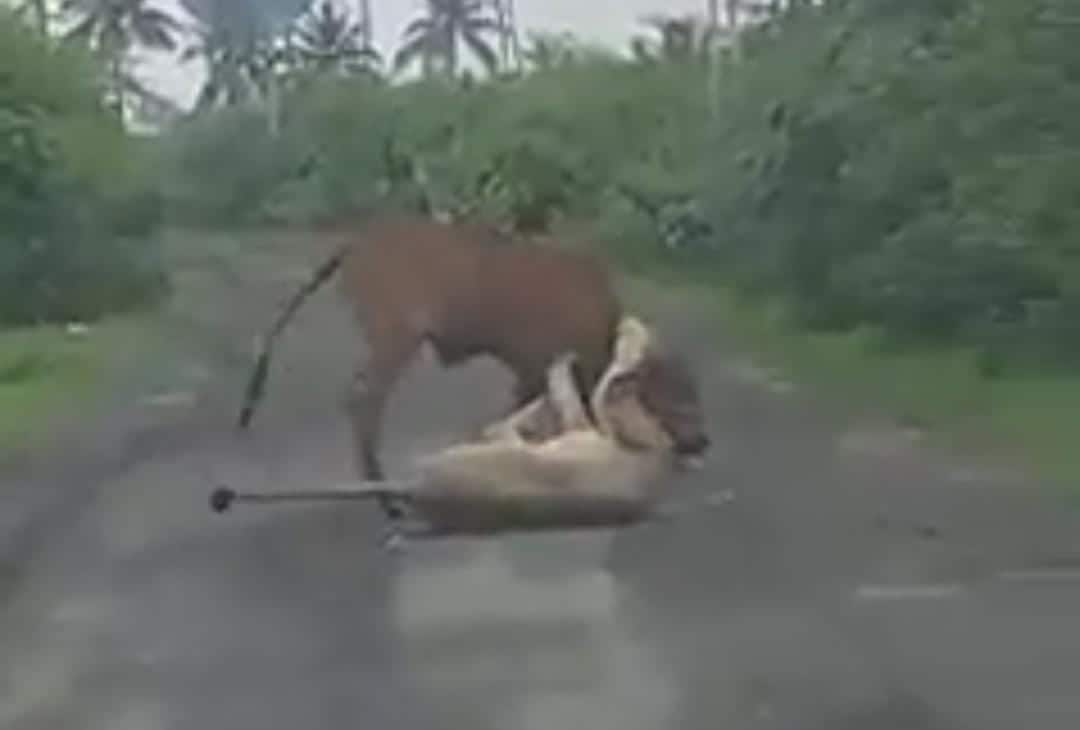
[31, 0, 49, 36]
[707, 1, 721, 121]
[110, 53, 126, 127]
[358, 0, 373, 49]
[266, 73, 281, 138]
[492, 0, 507, 68]
[445, 24, 458, 77]
[505, 0, 521, 71]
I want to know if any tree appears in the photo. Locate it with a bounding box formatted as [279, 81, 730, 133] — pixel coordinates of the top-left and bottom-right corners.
[60, 0, 180, 121]
[393, 0, 500, 79]
[521, 30, 581, 71]
[630, 13, 717, 65]
[181, 23, 265, 112]
[1, 9, 168, 324]
[177, 0, 311, 127]
[292, 0, 381, 76]
[489, 0, 520, 72]
[357, 0, 372, 48]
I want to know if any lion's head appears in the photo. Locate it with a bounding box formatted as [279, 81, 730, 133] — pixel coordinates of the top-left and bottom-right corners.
[592, 317, 709, 468]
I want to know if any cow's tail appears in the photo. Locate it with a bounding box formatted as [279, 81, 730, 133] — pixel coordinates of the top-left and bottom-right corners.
[236, 241, 350, 431]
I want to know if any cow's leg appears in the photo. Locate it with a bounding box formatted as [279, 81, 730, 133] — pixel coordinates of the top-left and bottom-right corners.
[347, 367, 408, 551]
[345, 332, 420, 524]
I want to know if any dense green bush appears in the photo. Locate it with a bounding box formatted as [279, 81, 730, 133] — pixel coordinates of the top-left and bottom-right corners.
[702, 0, 1080, 371]
[156, 104, 306, 226]
[0, 10, 167, 326]
[156, 54, 711, 230]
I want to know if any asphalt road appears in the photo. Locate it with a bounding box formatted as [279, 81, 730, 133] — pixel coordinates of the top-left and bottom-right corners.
[3, 232, 1080, 730]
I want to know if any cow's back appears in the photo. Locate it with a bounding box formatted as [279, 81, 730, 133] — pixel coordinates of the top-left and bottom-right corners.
[471, 244, 621, 389]
[338, 215, 621, 389]
[339, 215, 490, 325]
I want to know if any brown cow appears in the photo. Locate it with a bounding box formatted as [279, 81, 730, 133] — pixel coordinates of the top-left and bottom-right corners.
[235, 214, 708, 523]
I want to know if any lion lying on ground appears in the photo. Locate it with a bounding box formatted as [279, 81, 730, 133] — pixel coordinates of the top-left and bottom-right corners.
[211, 315, 704, 541]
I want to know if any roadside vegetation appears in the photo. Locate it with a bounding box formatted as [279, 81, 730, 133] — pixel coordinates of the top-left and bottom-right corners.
[2, 0, 1077, 485]
[0, 318, 153, 454]
[1, 5, 167, 451]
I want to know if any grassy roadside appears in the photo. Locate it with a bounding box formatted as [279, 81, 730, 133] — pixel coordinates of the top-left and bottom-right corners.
[632, 272, 1079, 497]
[0, 317, 159, 456]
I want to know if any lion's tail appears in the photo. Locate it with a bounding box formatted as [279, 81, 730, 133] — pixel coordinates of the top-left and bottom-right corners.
[236, 242, 349, 431]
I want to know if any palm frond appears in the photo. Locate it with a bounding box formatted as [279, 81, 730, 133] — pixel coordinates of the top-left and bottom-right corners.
[630, 36, 656, 63]
[462, 17, 500, 32]
[130, 12, 178, 50]
[462, 29, 497, 73]
[58, 0, 86, 15]
[356, 44, 382, 62]
[401, 17, 433, 40]
[192, 77, 220, 113]
[62, 13, 97, 42]
[179, 42, 206, 63]
[118, 69, 177, 111]
[393, 34, 430, 73]
[460, 0, 489, 15]
[137, 6, 181, 32]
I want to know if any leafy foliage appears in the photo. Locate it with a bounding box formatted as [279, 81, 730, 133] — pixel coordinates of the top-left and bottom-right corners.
[394, 0, 501, 78]
[629, 13, 718, 65]
[0, 10, 166, 326]
[60, 0, 181, 119]
[157, 0, 1080, 374]
[704, 0, 1080, 371]
[291, 0, 381, 77]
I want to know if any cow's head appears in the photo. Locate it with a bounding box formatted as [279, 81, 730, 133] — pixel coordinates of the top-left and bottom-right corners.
[592, 317, 710, 469]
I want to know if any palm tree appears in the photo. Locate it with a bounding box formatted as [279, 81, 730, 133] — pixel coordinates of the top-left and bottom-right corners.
[60, 0, 180, 119]
[357, 0, 372, 48]
[521, 30, 582, 71]
[488, 0, 519, 73]
[181, 24, 264, 112]
[292, 0, 381, 76]
[630, 13, 716, 65]
[182, 21, 297, 113]
[393, 0, 499, 79]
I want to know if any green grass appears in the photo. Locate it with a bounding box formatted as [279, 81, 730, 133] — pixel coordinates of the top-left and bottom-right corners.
[0, 317, 153, 455]
[702, 286, 1080, 496]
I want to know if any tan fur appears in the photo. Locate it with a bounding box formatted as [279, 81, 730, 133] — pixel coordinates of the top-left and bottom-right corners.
[410, 316, 683, 514]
